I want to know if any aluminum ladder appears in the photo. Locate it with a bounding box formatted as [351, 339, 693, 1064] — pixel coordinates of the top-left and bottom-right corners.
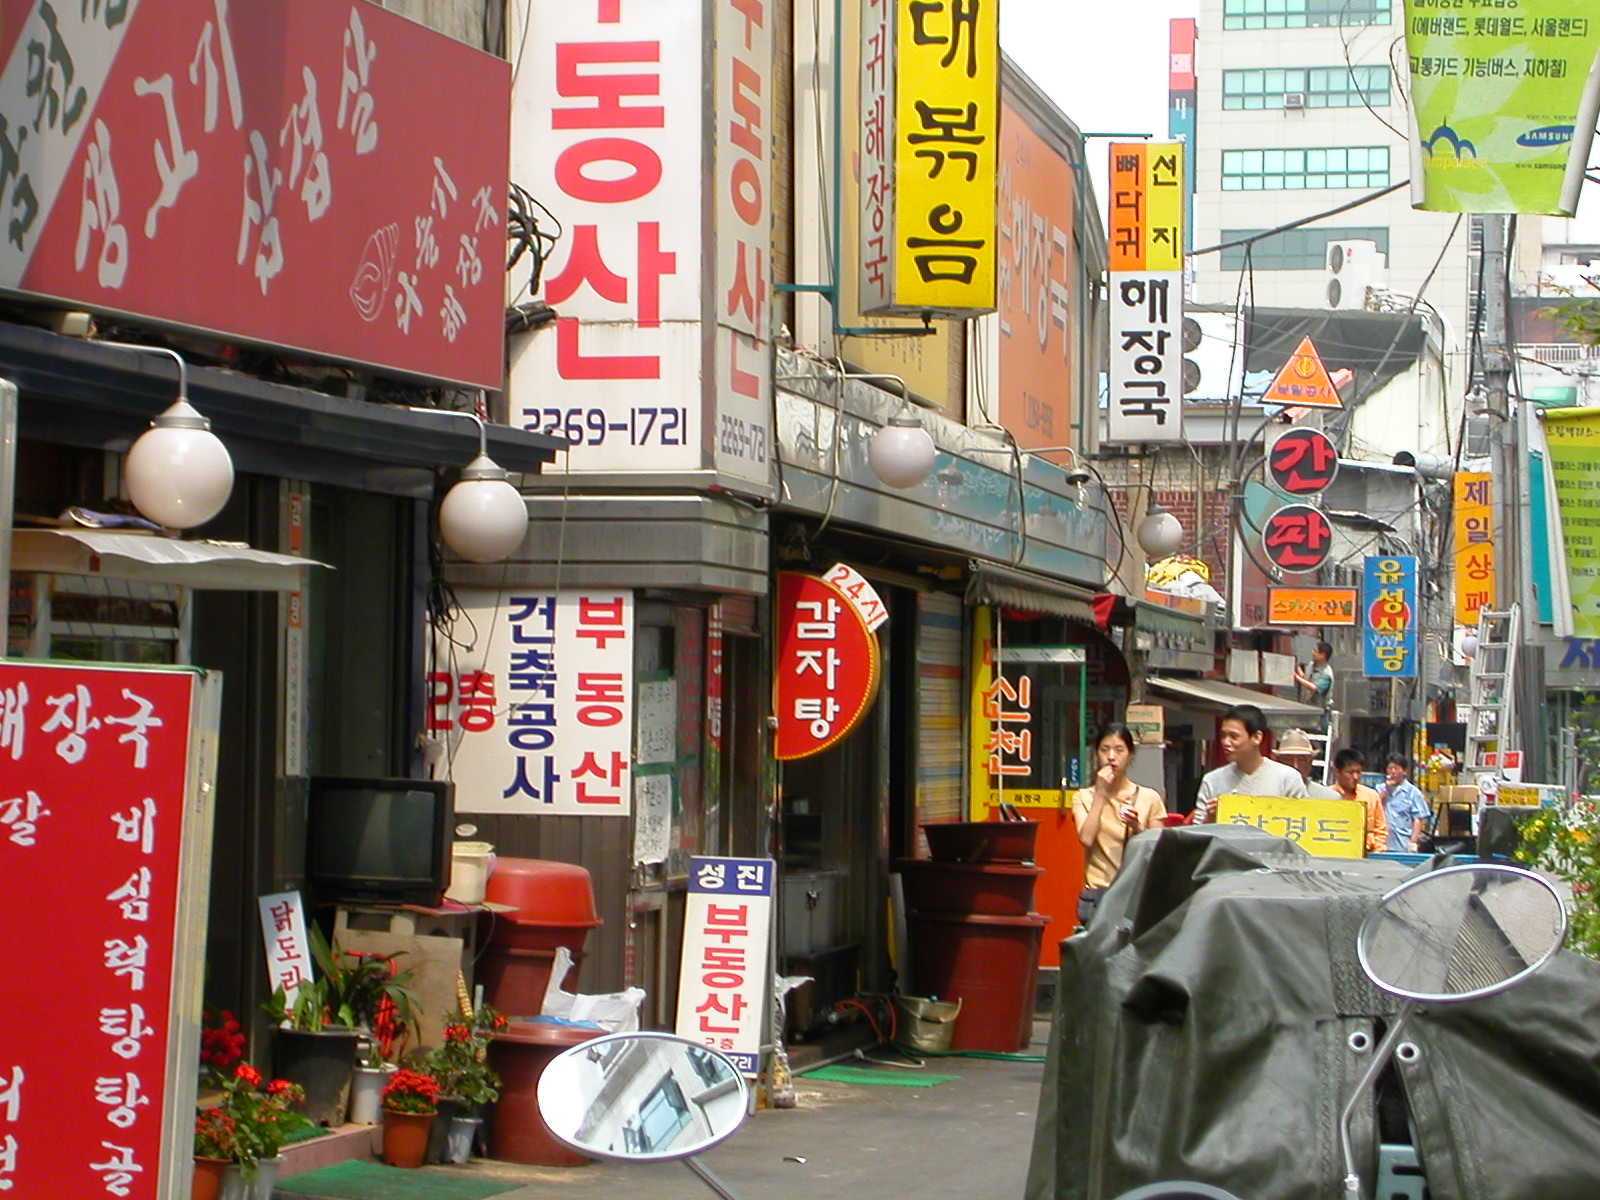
[1306, 710, 1340, 786]
[1463, 606, 1520, 777]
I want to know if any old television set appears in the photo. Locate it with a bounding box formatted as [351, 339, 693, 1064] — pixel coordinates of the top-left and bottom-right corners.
[305, 776, 455, 906]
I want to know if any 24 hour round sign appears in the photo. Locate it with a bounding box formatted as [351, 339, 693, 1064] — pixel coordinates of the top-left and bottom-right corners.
[774, 572, 882, 760]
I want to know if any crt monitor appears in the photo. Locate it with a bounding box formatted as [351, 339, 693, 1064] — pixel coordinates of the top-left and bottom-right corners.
[305, 776, 455, 906]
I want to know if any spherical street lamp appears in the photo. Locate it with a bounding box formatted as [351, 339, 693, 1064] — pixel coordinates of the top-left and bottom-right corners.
[1136, 503, 1184, 558]
[109, 343, 235, 529]
[868, 411, 937, 489]
[438, 453, 528, 563]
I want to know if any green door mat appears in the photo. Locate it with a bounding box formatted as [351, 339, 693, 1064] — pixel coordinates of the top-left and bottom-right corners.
[804, 1064, 958, 1088]
[275, 1160, 520, 1199]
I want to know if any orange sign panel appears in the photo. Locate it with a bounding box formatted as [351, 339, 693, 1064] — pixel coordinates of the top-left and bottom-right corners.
[1267, 587, 1359, 626]
[1263, 337, 1343, 409]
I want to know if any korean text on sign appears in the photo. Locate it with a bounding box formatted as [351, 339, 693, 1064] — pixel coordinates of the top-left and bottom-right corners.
[1453, 472, 1495, 627]
[1362, 555, 1418, 679]
[1, 662, 200, 1199]
[676, 857, 775, 1074]
[436, 590, 636, 816]
[1214, 794, 1366, 859]
[774, 573, 882, 760]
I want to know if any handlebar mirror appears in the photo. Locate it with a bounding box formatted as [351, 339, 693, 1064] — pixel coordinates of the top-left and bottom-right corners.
[535, 1032, 748, 1164]
[1357, 863, 1567, 1004]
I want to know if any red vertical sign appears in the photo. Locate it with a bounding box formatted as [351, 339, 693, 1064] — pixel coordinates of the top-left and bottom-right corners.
[0, 662, 198, 1198]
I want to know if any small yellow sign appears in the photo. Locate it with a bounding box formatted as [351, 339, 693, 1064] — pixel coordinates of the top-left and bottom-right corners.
[1215, 795, 1367, 858]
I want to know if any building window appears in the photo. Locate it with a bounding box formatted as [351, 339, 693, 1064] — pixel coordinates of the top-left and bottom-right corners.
[1222, 66, 1390, 109]
[1221, 146, 1389, 190]
[1220, 226, 1389, 270]
[1223, 0, 1389, 30]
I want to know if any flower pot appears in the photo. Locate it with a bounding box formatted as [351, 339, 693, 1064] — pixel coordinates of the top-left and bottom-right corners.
[349, 1065, 390, 1126]
[381, 1109, 435, 1168]
[191, 1158, 230, 1200]
[425, 1095, 467, 1164]
[248, 1154, 286, 1200]
[446, 1114, 483, 1164]
[272, 1027, 360, 1126]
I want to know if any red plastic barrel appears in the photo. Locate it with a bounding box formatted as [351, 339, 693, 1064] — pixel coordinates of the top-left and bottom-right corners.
[481, 858, 603, 1017]
[895, 859, 1043, 916]
[487, 1022, 607, 1166]
[908, 911, 1049, 1052]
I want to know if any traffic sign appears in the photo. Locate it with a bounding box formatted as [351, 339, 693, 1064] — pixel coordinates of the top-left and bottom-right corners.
[1268, 426, 1340, 495]
[1262, 337, 1343, 409]
[1262, 503, 1334, 573]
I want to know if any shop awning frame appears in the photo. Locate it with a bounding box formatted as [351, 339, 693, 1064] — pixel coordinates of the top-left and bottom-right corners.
[966, 560, 1097, 622]
[1145, 674, 1325, 725]
[11, 528, 330, 591]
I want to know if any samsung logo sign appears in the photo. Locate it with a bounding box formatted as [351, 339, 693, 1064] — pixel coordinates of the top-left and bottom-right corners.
[1516, 125, 1574, 148]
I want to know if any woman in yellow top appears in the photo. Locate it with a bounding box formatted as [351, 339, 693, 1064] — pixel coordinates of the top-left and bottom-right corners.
[1071, 722, 1167, 926]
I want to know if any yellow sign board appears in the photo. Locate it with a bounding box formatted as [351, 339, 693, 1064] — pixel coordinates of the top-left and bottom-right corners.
[1267, 587, 1358, 627]
[1453, 472, 1495, 628]
[873, 0, 999, 317]
[1214, 795, 1366, 858]
[1262, 336, 1342, 409]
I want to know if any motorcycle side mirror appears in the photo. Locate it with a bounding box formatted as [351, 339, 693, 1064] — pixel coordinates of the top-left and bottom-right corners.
[1357, 861, 1567, 1002]
[536, 1032, 749, 1197]
[1340, 863, 1567, 1200]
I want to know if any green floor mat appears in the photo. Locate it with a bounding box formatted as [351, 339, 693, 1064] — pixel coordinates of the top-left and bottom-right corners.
[804, 1064, 958, 1087]
[274, 1160, 520, 1199]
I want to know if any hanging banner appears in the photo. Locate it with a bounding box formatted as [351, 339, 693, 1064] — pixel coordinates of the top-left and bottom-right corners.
[774, 572, 882, 760]
[858, 0, 999, 317]
[0, 661, 216, 1200]
[675, 856, 774, 1075]
[1542, 406, 1600, 636]
[1363, 555, 1419, 678]
[1452, 472, 1496, 627]
[1404, 0, 1600, 214]
[1106, 141, 1186, 442]
[436, 590, 636, 816]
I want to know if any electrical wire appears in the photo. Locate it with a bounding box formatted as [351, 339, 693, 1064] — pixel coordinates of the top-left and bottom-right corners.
[1189, 181, 1408, 258]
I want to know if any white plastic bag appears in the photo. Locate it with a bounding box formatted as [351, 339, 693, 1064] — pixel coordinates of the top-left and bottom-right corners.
[541, 945, 646, 1032]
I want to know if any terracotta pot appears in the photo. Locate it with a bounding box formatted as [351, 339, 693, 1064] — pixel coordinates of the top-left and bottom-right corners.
[191, 1158, 230, 1200]
[381, 1108, 435, 1168]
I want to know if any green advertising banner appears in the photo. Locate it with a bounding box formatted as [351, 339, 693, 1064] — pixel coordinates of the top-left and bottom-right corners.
[1543, 407, 1600, 636]
[1405, 2, 1600, 214]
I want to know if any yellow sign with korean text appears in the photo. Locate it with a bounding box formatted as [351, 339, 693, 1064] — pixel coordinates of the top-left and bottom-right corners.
[881, 0, 998, 316]
[1215, 795, 1367, 858]
[1453, 472, 1496, 627]
[1267, 587, 1359, 626]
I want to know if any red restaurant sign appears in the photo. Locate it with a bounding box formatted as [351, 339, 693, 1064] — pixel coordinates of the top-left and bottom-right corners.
[0, 661, 211, 1199]
[0, 1, 510, 388]
[774, 571, 881, 760]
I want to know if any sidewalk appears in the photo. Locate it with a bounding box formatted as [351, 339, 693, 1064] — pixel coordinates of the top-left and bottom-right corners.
[278, 1025, 1049, 1200]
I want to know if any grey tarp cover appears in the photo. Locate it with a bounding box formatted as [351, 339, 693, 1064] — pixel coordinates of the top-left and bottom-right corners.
[1024, 826, 1600, 1200]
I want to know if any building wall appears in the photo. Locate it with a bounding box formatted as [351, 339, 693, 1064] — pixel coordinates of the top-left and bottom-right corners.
[381, 0, 503, 51]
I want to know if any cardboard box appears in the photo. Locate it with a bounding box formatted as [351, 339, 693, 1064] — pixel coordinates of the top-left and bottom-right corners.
[1125, 704, 1165, 746]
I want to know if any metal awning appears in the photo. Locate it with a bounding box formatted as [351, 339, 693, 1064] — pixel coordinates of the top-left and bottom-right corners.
[11, 529, 330, 591]
[966, 560, 1097, 622]
[1134, 599, 1208, 644]
[1145, 674, 1324, 724]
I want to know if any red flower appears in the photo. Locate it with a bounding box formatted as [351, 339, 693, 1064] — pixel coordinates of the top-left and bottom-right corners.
[444, 1023, 470, 1043]
[234, 1063, 262, 1087]
[265, 1079, 293, 1096]
[492, 1014, 508, 1030]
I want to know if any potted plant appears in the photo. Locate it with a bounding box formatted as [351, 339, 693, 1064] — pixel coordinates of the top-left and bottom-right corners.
[195, 1012, 315, 1200]
[379, 1068, 441, 1168]
[423, 1004, 508, 1163]
[349, 1040, 395, 1126]
[264, 925, 417, 1125]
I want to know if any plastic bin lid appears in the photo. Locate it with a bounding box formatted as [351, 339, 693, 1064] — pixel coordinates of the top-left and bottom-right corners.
[484, 856, 602, 926]
[894, 858, 1043, 878]
[492, 1018, 608, 1048]
[908, 910, 1051, 927]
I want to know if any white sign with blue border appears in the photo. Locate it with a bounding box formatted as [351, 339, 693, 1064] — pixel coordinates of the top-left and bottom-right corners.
[675, 856, 775, 1075]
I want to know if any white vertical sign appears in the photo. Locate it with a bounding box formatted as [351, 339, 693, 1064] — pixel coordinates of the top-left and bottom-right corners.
[675, 856, 774, 1075]
[858, 0, 895, 314]
[1107, 272, 1184, 442]
[437, 590, 635, 816]
[258, 891, 314, 1008]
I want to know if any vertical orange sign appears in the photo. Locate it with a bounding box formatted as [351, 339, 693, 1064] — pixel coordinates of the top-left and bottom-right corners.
[1107, 144, 1147, 272]
[1453, 472, 1495, 626]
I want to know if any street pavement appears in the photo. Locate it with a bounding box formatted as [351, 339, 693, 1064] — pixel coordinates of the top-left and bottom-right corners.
[279, 1023, 1049, 1200]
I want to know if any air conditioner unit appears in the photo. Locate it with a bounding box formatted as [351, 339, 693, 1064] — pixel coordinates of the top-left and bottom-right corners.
[1283, 92, 1307, 110]
[1326, 238, 1384, 310]
[1178, 311, 1245, 401]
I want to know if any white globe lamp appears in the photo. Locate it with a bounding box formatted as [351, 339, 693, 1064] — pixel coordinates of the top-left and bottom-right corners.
[1136, 503, 1184, 558]
[1459, 630, 1479, 659]
[438, 454, 528, 562]
[868, 412, 936, 488]
[124, 398, 234, 529]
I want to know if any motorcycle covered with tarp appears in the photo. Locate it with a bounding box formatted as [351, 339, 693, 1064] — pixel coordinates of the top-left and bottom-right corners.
[1025, 825, 1600, 1200]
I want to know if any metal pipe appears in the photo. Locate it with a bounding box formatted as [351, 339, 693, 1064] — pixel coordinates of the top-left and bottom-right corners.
[0, 379, 15, 659]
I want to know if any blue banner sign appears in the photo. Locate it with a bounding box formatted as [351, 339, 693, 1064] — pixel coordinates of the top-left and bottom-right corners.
[1362, 555, 1418, 679]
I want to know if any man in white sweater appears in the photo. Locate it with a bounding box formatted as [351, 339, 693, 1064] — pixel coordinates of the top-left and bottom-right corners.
[1195, 703, 1308, 822]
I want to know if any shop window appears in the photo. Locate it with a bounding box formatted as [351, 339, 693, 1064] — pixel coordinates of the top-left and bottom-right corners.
[1221, 65, 1389, 110]
[1221, 146, 1389, 191]
[1222, 0, 1388, 30]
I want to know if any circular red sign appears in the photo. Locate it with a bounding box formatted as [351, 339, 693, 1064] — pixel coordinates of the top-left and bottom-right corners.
[1268, 426, 1339, 496]
[774, 572, 882, 760]
[1367, 592, 1412, 632]
[1262, 503, 1333, 573]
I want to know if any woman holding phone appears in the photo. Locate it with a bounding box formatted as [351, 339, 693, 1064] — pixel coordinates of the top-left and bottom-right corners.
[1071, 722, 1167, 927]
